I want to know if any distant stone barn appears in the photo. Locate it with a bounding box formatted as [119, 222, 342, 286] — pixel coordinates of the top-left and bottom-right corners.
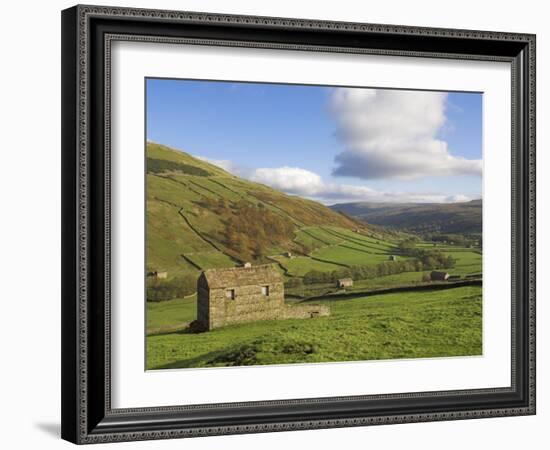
[430, 271, 450, 281]
[336, 278, 353, 288]
[197, 264, 329, 331]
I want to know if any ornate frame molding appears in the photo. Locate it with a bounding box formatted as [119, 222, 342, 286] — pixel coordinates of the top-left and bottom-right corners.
[61, 4, 536, 444]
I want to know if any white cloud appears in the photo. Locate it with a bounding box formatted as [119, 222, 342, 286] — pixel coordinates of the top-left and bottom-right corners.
[330, 88, 482, 180]
[248, 166, 473, 204]
[250, 166, 325, 196]
[197, 156, 251, 178]
[199, 156, 474, 204]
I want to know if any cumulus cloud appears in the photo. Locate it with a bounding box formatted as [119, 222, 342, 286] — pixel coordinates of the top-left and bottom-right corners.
[249, 166, 472, 204]
[250, 167, 325, 196]
[197, 156, 251, 178]
[330, 88, 482, 180]
[199, 157, 474, 204]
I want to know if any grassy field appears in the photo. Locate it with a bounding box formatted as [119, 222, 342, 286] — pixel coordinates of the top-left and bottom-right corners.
[312, 244, 391, 266]
[445, 250, 482, 275]
[270, 254, 344, 276]
[184, 251, 237, 270]
[147, 295, 197, 333]
[348, 271, 432, 290]
[146, 285, 482, 369]
[146, 142, 481, 283]
[145, 142, 483, 370]
[146, 143, 364, 279]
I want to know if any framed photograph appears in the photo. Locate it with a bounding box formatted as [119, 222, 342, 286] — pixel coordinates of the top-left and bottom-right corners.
[61, 5, 536, 444]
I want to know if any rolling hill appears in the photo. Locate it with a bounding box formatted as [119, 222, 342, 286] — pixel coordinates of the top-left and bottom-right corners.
[146, 142, 481, 301]
[146, 143, 483, 369]
[146, 142, 368, 278]
[330, 200, 482, 235]
[145, 142, 483, 370]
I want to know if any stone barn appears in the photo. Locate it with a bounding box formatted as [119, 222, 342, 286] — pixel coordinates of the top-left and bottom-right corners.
[389, 255, 397, 261]
[337, 278, 353, 288]
[197, 264, 329, 330]
[430, 271, 449, 281]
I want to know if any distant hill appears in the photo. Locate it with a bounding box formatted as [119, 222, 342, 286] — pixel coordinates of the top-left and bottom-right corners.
[146, 142, 364, 277]
[330, 200, 482, 235]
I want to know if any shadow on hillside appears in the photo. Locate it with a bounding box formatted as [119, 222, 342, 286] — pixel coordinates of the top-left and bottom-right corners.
[153, 348, 230, 370]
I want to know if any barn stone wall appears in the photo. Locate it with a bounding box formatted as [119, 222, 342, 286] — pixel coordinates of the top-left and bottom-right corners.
[196, 267, 331, 331]
[208, 281, 285, 329]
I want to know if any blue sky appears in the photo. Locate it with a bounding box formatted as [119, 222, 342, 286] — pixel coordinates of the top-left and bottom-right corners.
[146, 78, 482, 204]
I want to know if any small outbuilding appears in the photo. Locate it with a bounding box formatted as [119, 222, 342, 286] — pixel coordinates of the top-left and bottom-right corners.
[284, 252, 292, 258]
[336, 278, 353, 288]
[389, 255, 397, 261]
[430, 271, 449, 281]
[152, 271, 168, 279]
[197, 264, 330, 330]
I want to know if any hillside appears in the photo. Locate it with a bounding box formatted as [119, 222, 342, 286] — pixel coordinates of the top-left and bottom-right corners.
[147, 143, 481, 304]
[146, 142, 364, 278]
[146, 143, 483, 370]
[330, 200, 482, 235]
[147, 285, 482, 369]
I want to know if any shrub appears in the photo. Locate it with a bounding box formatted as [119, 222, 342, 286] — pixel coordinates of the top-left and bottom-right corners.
[284, 278, 304, 289]
[302, 250, 456, 285]
[222, 201, 295, 259]
[146, 157, 210, 176]
[146, 275, 197, 301]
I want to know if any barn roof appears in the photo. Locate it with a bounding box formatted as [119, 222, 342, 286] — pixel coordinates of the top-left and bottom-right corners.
[430, 271, 449, 276]
[201, 264, 282, 289]
[338, 278, 353, 283]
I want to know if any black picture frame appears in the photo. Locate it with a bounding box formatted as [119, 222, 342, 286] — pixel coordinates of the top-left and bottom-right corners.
[61, 4, 536, 444]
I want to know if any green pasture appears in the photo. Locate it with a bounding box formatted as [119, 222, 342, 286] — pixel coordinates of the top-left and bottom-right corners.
[311, 244, 390, 267]
[323, 227, 396, 249]
[300, 227, 344, 245]
[271, 255, 343, 277]
[146, 286, 482, 369]
[184, 251, 237, 271]
[147, 295, 197, 333]
[445, 250, 482, 275]
[349, 271, 432, 290]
